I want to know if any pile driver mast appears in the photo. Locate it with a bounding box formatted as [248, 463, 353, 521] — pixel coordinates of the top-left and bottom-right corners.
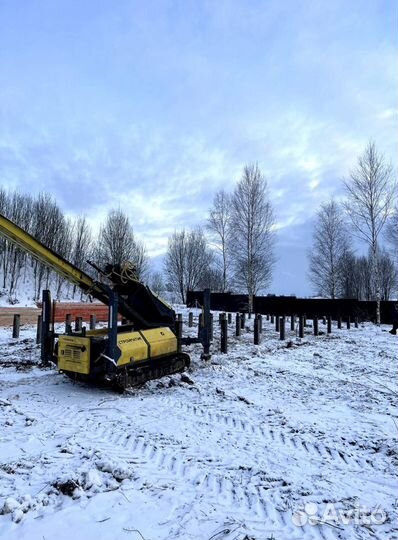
[0, 213, 211, 389]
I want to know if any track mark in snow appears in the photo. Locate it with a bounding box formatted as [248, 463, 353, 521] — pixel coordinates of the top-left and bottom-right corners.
[68, 422, 330, 540]
[168, 400, 384, 473]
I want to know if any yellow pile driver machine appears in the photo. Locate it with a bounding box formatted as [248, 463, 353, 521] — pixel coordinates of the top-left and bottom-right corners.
[0, 214, 211, 390]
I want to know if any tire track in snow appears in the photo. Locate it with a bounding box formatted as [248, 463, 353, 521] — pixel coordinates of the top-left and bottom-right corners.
[78, 419, 335, 540]
[166, 400, 382, 472]
[24, 389, 388, 489]
[12, 395, 379, 540]
[39, 396, 382, 490]
[36, 403, 334, 539]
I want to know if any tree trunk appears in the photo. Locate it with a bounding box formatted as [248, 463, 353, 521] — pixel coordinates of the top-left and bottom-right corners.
[372, 243, 381, 326]
[375, 257, 381, 326]
[248, 293, 254, 314]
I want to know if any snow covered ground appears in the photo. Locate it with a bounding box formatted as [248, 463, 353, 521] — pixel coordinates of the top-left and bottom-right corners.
[0, 310, 396, 540]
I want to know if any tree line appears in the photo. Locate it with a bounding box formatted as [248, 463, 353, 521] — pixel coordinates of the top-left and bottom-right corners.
[308, 142, 397, 322]
[0, 190, 149, 302]
[166, 143, 397, 311]
[164, 163, 275, 308]
[0, 142, 396, 311]
[0, 163, 276, 306]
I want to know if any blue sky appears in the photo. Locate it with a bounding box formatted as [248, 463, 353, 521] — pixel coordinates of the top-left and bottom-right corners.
[0, 0, 396, 295]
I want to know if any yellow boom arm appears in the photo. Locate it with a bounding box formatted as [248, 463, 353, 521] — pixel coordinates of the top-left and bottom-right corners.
[0, 213, 176, 329]
[0, 213, 108, 303]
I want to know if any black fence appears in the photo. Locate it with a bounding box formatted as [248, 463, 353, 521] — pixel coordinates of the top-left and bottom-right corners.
[186, 291, 396, 324]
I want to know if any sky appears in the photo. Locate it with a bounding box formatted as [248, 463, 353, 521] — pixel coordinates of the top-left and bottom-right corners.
[0, 0, 396, 296]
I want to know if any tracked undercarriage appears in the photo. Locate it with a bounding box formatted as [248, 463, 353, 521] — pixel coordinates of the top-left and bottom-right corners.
[62, 352, 191, 391]
[113, 353, 190, 390]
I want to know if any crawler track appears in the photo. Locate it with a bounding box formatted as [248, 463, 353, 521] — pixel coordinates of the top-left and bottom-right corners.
[114, 353, 190, 390]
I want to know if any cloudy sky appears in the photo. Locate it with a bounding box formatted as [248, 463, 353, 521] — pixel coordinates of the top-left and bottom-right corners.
[0, 0, 396, 295]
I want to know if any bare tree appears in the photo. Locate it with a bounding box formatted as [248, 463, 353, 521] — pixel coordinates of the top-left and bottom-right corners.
[344, 141, 395, 324]
[52, 217, 73, 299]
[96, 209, 136, 267]
[0, 191, 73, 300]
[0, 191, 33, 298]
[0, 188, 6, 216]
[231, 164, 275, 310]
[164, 228, 212, 303]
[95, 209, 149, 279]
[378, 249, 398, 301]
[72, 217, 92, 272]
[0, 192, 150, 302]
[341, 250, 397, 301]
[198, 266, 224, 292]
[149, 271, 165, 296]
[29, 193, 68, 300]
[207, 190, 231, 292]
[308, 200, 349, 298]
[69, 216, 93, 298]
[164, 231, 185, 303]
[344, 254, 373, 301]
[131, 240, 149, 281]
[384, 205, 398, 258]
[358, 256, 373, 300]
[340, 250, 358, 299]
[0, 188, 8, 288]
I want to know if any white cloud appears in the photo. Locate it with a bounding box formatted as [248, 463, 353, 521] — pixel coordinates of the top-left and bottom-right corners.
[0, 0, 396, 295]
[378, 108, 398, 120]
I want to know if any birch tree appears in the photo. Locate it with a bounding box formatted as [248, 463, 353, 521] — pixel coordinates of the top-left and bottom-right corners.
[0, 188, 9, 288]
[31, 194, 67, 300]
[343, 141, 394, 324]
[96, 209, 135, 267]
[149, 271, 165, 296]
[131, 240, 149, 281]
[96, 208, 149, 279]
[70, 216, 93, 298]
[207, 190, 231, 292]
[340, 250, 358, 299]
[164, 228, 212, 303]
[378, 249, 398, 301]
[1, 192, 33, 298]
[341, 250, 397, 301]
[231, 164, 275, 310]
[385, 205, 398, 258]
[308, 200, 348, 298]
[199, 267, 224, 292]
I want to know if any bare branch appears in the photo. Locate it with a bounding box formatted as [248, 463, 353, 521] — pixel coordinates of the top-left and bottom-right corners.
[308, 200, 349, 298]
[343, 141, 395, 323]
[230, 164, 275, 304]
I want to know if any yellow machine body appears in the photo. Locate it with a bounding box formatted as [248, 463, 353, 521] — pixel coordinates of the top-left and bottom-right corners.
[117, 327, 177, 366]
[58, 335, 91, 375]
[58, 327, 177, 375]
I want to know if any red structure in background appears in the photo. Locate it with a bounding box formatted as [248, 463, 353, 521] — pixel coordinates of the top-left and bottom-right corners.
[50, 302, 113, 323]
[0, 303, 118, 327]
